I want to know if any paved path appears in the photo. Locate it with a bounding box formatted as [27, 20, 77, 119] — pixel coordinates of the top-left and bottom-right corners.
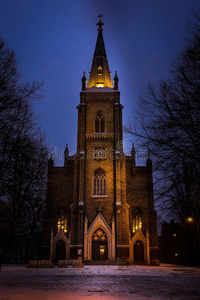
[0, 264, 200, 299]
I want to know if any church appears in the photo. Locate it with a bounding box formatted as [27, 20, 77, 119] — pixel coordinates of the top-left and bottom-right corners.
[43, 16, 159, 265]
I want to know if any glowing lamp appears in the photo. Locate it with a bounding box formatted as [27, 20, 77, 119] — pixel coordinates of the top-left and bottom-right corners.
[187, 217, 194, 222]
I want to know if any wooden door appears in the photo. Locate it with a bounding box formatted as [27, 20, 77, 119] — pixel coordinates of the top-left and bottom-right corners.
[134, 240, 144, 262]
[92, 228, 108, 260]
[56, 240, 66, 261]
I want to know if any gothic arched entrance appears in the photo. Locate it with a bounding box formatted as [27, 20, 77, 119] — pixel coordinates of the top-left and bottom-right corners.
[134, 240, 144, 263]
[55, 240, 66, 261]
[92, 228, 108, 260]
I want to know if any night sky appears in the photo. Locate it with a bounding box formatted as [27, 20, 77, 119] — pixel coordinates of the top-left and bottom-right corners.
[0, 0, 199, 165]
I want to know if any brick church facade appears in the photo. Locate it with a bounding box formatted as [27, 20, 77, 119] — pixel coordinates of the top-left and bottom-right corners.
[43, 17, 159, 264]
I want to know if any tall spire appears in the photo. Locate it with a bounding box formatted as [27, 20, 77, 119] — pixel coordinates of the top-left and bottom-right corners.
[94, 14, 106, 58]
[87, 15, 113, 89]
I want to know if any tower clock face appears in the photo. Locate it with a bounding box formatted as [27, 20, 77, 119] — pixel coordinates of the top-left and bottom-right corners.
[94, 148, 106, 158]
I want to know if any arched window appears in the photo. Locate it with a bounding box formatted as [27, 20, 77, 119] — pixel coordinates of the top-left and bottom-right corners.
[93, 169, 107, 195]
[95, 111, 105, 133]
[58, 215, 67, 233]
[92, 228, 107, 241]
[97, 66, 103, 76]
[132, 208, 142, 233]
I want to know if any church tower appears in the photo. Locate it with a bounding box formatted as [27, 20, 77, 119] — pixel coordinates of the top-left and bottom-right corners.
[71, 15, 129, 260]
[43, 16, 159, 264]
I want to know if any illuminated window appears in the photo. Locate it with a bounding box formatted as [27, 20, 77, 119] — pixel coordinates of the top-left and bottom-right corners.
[97, 66, 103, 75]
[95, 111, 105, 133]
[93, 169, 107, 195]
[100, 245, 106, 255]
[58, 215, 67, 233]
[132, 208, 142, 233]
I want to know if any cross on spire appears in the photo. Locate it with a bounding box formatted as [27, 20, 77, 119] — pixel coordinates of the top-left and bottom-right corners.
[97, 14, 104, 30]
[97, 206, 103, 213]
[97, 13, 104, 22]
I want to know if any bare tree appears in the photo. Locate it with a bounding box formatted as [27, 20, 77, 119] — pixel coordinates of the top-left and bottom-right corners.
[0, 38, 48, 261]
[125, 11, 200, 223]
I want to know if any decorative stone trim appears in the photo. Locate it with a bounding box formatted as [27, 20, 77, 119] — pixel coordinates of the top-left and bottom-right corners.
[87, 98, 115, 103]
[91, 195, 108, 198]
[86, 133, 115, 140]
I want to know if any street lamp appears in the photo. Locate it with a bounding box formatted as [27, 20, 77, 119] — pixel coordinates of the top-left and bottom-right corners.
[185, 216, 200, 265]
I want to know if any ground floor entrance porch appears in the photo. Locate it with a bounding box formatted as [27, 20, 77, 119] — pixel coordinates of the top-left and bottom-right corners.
[84, 213, 116, 261]
[50, 215, 151, 264]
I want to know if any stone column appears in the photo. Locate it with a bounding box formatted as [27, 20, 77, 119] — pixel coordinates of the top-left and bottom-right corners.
[50, 229, 54, 261]
[111, 216, 116, 260]
[78, 208, 84, 245]
[146, 229, 150, 265]
[84, 216, 88, 260]
[77, 103, 86, 246]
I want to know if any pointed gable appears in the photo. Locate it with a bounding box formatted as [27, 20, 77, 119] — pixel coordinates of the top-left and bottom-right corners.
[88, 213, 111, 236]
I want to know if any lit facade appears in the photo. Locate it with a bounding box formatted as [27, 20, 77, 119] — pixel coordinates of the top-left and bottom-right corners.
[43, 18, 159, 264]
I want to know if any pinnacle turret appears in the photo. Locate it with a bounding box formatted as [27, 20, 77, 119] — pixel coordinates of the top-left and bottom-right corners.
[113, 71, 119, 90]
[81, 71, 87, 91]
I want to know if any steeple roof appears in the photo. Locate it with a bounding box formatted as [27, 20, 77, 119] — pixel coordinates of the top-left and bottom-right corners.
[94, 27, 106, 58]
[87, 16, 113, 89]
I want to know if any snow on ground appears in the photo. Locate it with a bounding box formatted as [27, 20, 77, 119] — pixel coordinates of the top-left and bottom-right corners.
[2, 263, 200, 276]
[0, 264, 200, 299]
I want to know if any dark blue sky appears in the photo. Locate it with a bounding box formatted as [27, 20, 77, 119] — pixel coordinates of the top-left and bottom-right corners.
[0, 0, 199, 165]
